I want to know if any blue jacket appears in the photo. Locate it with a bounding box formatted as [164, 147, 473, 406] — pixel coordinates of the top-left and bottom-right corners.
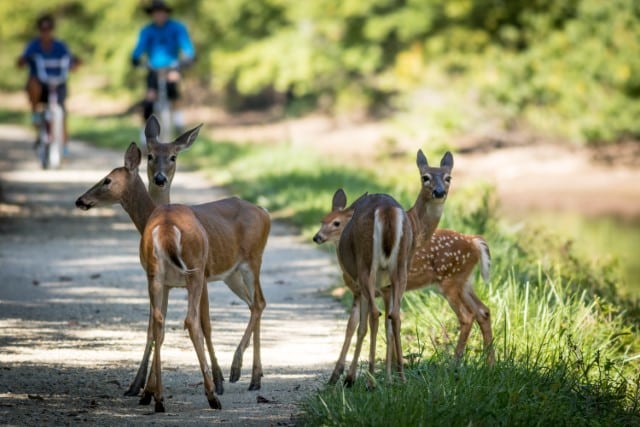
[132, 19, 195, 69]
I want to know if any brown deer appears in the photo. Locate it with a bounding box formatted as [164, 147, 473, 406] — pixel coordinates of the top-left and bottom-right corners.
[314, 188, 493, 385]
[314, 150, 476, 384]
[75, 143, 270, 411]
[336, 192, 414, 387]
[124, 116, 269, 398]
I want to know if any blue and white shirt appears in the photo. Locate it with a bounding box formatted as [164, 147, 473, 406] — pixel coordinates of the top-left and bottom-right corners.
[21, 39, 72, 83]
[132, 19, 195, 69]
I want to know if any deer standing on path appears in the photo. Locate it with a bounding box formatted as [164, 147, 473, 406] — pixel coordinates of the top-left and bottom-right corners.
[75, 143, 270, 411]
[314, 189, 493, 384]
[124, 116, 270, 398]
[336, 192, 414, 387]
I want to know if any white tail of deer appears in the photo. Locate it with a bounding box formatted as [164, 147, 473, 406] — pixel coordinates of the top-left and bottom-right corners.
[75, 143, 270, 411]
[314, 187, 494, 384]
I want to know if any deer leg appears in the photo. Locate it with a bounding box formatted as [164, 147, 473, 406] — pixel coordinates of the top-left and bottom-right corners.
[225, 265, 265, 390]
[329, 293, 360, 385]
[185, 275, 221, 410]
[246, 262, 266, 391]
[126, 307, 153, 397]
[345, 294, 368, 387]
[200, 285, 224, 395]
[441, 281, 474, 361]
[223, 271, 251, 384]
[365, 271, 380, 390]
[138, 285, 169, 404]
[468, 289, 494, 365]
[141, 279, 167, 412]
[389, 268, 406, 381]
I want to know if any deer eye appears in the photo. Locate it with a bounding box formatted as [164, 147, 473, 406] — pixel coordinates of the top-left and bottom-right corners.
[147, 154, 153, 161]
[103, 178, 111, 185]
[332, 220, 341, 227]
[422, 175, 430, 183]
[445, 176, 452, 183]
[170, 155, 177, 162]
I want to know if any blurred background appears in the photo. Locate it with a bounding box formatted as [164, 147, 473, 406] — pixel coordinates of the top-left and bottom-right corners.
[1, 0, 639, 295]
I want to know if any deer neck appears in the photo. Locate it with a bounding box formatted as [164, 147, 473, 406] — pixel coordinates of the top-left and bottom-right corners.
[121, 174, 158, 235]
[408, 194, 444, 243]
[148, 183, 170, 205]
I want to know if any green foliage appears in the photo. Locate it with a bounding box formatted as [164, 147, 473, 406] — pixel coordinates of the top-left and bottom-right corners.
[2, 1, 639, 141]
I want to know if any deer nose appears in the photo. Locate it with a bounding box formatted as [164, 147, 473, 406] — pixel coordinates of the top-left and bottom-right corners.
[432, 188, 447, 199]
[153, 173, 167, 186]
[313, 234, 324, 244]
[75, 197, 90, 210]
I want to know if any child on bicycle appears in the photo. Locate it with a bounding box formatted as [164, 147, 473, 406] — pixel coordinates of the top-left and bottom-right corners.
[131, 0, 195, 137]
[16, 14, 79, 156]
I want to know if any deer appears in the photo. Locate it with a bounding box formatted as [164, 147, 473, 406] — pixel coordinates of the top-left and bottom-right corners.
[335, 192, 414, 387]
[122, 116, 269, 398]
[314, 188, 493, 384]
[315, 151, 492, 385]
[75, 143, 270, 411]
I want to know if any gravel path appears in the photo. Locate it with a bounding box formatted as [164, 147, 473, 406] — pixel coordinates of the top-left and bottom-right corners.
[0, 125, 346, 426]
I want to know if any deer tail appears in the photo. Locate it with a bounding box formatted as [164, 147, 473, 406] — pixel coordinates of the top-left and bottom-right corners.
[152, 225, 195, 274]
[472, 236, 491, 283]
[373, 206, 405, 271]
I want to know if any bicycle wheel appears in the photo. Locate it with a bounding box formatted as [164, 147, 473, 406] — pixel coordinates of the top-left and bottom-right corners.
[38, 124, 49, 169]
[156, 101, 173, 141]
[47, 105, 64, 169]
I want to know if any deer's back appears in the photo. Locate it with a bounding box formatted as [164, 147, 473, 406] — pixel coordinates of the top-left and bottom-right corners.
[191, 197, 271, 270]
[338, 194, 409, 281]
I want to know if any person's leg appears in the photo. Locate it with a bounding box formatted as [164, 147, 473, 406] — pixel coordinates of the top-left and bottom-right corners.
[26, 76, 44, 124]
[144, 72, 158, 121]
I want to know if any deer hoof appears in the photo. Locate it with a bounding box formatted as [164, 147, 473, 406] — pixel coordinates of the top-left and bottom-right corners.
[248, 381, 261, 391]
[214, 380, 224, 396]
[229, 367, 241, 383]
[343, 376, 355, 388]
[139, 391, 152, 405]
[154, 400, 165, 413]
[124, 386, 141, 397]
[208, 396, 222, 410]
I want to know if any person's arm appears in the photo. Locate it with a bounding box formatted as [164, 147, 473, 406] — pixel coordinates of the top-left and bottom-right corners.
[16, 40, 35, 68]
[131, 27, 148, 66]
[176, 22, 195, 64]
[59, 41, 80, 71]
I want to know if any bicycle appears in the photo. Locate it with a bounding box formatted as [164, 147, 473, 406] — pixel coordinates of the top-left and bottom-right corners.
[33, 54, 70, 169]
[141, 63, 183, 140]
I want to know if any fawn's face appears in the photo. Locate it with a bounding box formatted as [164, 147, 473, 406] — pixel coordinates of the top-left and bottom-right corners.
[416, 150, 454, 204]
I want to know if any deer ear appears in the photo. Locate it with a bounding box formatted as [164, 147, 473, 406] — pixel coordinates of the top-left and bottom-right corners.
[174, 123, 202, 152]
[144, 115, 161, 142]
[416, 149, 428, 169]
[440, 151, 454, 169]
[124, 142, 142, 171]
[332, 189, 347, 211]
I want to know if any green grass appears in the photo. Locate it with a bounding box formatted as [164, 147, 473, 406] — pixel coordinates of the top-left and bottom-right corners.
[2, 108, 639, 425]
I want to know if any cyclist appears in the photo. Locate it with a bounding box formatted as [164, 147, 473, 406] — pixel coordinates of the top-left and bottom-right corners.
[131, 0, 195, 136]
[17, 14, 79, 155]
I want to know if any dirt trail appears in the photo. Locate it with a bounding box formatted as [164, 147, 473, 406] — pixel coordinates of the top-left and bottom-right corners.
[0, 125, 346, 426]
